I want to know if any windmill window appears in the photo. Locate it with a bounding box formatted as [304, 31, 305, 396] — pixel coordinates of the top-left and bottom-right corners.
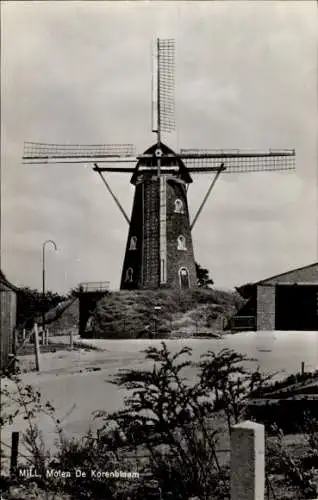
[129, 236, 137, 251]
[174, 199, 184, 214]
[125, 268, 134, 282]
[177, 235, 187, 251]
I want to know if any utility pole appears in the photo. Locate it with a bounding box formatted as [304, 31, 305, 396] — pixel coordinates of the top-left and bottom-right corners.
[42, 240, 58, 330]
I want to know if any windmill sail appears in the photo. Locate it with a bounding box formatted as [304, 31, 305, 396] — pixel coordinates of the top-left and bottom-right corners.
[152, 38, 175, 135]
[180, 148, 296, 173]
[23, 142, 135, 163]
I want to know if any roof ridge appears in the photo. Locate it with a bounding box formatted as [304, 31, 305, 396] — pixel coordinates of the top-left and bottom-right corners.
[256, 262, 318, 285]
[0, 269, 19, 291]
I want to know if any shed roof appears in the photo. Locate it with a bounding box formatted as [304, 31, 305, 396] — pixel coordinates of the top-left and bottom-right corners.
[237, 262, 318, 298]
[0, 270, 19, 292]
[257, 262, 318, 285]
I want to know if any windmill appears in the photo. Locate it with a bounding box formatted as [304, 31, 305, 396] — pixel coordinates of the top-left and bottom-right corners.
[23, 38, 295, 291]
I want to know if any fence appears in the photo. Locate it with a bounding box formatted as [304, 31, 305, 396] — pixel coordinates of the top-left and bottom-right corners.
[227, 315, 256, 332]
[78, 281, 110, 293]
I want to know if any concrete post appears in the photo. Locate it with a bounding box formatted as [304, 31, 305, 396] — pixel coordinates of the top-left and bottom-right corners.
[230, 420, 265, 500]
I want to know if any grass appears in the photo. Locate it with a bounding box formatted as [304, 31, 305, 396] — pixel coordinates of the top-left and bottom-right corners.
[34, 287, 244, 340]
[45, 299, 79, 336]
[250, 369, 318, 398]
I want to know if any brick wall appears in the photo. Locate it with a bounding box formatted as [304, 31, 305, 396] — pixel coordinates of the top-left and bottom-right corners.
[120, 172, 197, 290]
[143, 178, 160, 287]
[166, 178, 197, 288]
[120, 176, 160, 289]
[256, 285, 275, 330]
[120, 182, 144, 289]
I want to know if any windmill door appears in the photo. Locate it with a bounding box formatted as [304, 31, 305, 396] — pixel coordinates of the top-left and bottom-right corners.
[179, 268, 190, 289]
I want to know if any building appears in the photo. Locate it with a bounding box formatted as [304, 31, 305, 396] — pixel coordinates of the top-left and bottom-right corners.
[0, 270, 19, 371]
[120, 142, 197, 290]
[231, 262, 318, 331]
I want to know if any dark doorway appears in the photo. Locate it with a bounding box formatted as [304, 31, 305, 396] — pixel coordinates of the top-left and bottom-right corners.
[179, 267, 190, 289]
[275, 285, 318, 331]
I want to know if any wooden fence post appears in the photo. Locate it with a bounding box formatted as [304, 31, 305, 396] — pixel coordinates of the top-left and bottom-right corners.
[41, 326, 46, 345]
[34, 323, 41, 372]
[11, 328, 17, 371]
[230, 420, 265, 500]
[45, 327, 49, 346]
[70, 330, 73, 350]
[301, 361, 305, 375]
[10, 431, 19, 475]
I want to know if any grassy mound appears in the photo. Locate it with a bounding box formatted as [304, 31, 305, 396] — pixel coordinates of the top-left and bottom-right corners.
[89, 288, 244, 339]
[45, 298, 79, 336]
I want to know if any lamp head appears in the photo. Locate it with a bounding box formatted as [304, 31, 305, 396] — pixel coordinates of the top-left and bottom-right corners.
[43, 239, 58, 251]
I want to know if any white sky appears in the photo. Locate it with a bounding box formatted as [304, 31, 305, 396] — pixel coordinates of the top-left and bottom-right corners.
[1, 1, 317, 294]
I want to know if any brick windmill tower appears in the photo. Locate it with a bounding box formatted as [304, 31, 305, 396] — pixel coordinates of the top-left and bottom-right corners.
[23, 39, 295, 291]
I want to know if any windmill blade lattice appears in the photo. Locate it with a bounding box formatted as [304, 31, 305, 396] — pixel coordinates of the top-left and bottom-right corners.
[153, 38, 175, 134]
[23, 142, 136, 163]
[180, 148, 295, 173]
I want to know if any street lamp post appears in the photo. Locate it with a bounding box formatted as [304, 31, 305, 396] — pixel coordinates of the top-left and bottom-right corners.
[42, 240, 58, 329]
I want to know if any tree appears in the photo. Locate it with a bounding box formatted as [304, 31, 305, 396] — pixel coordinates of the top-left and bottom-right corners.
[195, 262, 214, 288]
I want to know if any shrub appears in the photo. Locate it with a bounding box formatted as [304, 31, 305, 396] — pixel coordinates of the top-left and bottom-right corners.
[2, 346, 317, 499]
